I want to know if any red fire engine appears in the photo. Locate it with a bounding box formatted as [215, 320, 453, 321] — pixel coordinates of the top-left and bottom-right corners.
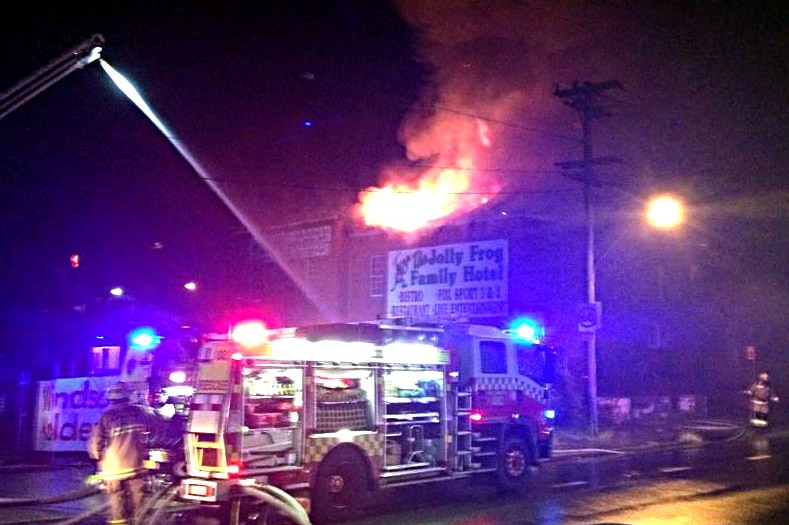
[177, 319, 557, 524]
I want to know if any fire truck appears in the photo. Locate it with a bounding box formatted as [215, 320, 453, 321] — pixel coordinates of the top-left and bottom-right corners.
[174, 319, 557, 524]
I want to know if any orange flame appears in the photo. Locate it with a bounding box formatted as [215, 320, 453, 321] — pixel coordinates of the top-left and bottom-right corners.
[353, 90, 517, 237]
[356, 156, 493, 234]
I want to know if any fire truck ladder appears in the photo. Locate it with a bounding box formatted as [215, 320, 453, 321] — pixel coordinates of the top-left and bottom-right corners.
[454, 388, 474, 471]
[469, 391, 499, 472]
[185, 390, 233, 475]
[184, 358, 242, 477]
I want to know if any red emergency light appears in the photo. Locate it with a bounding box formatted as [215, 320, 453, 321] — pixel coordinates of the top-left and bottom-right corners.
[230, 320, 268, 348]
[227, 460, 243, 477]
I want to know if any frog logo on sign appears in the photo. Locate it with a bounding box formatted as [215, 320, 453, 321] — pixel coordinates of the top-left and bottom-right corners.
[578, 302, 602, 332]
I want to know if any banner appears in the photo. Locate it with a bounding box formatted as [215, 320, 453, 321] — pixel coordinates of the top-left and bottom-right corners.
[387, 239, 508, 321]
[34, 376, 118, 452]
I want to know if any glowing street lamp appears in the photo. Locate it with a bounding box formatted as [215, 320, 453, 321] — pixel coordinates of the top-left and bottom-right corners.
[646, 195, 685, 229]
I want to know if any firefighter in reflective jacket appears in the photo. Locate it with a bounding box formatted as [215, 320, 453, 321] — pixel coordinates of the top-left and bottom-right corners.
[746, 371, 780, 428]
[88, 381, 156, 524]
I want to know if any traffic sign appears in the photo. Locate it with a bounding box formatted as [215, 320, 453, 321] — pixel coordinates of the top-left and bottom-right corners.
[578, 302, 602, 332]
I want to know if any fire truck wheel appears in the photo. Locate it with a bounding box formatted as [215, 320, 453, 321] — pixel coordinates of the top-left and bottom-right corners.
[310, 447, 369, 525]
[496, 436, 532, 493]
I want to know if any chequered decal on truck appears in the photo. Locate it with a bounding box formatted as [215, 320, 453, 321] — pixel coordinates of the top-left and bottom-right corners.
[474, 376, 545, 402]
[303, 431, 384, 465]
[190, 393, 225, 412]
[225, 371, 245, 465]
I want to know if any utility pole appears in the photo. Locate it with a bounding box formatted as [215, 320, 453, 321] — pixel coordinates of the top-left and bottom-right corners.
[554, 79, 622, 436]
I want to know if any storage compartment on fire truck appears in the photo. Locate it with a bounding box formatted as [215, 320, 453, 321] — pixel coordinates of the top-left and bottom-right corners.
[242, 365, 303, 467]
[314, 368, 374, 433]
[383, 368, 446, 468]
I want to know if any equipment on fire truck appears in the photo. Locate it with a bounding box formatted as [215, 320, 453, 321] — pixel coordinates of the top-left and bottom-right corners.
[176, 319, 557, 525]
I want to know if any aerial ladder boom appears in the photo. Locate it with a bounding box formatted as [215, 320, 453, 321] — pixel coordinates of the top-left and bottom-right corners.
[0, 33, 105, 121]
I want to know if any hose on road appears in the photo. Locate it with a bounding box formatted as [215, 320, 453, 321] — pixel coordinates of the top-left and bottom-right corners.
[55, 500, 111, 525]
[144, 484, 182, 525]
[242, 484, 312, 525]
[0, 484, 101, 508]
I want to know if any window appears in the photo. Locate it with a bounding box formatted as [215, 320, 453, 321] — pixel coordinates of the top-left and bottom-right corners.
[90, 345, 121, 374]
[516, 344, 545, 381]
[370, 255, 385, 297]
[479, 341, 508, 374]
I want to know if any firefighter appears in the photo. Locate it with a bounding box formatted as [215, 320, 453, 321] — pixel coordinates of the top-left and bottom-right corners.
[746, 371, 780, 428]
[88, 381, 157, 524]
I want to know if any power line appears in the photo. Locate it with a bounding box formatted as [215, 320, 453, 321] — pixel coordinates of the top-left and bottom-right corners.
[182, 173, 583, 197]
[393, 161, 565, 175]
[416, 103, 581, 143]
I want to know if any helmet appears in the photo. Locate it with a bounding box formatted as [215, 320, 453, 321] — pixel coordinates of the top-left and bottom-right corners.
[106, 382, 130, 401]
[759, 372, 769, 382]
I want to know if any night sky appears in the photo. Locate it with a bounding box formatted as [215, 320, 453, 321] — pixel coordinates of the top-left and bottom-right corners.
[0, 1, 421, 326]
[1, 1, 787, 333]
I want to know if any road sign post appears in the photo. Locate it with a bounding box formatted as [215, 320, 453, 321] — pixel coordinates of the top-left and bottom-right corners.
[745, 345, 756, 382]
[578, 302, 602, 332]
[578, 302, 602, 436]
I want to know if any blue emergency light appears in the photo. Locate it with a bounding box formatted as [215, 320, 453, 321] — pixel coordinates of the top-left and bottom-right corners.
[129, 326, 161, 351]
[507, 316, 544, 344]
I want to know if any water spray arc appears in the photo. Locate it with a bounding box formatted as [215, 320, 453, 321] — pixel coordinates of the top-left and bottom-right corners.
[99, 59, 334, 321]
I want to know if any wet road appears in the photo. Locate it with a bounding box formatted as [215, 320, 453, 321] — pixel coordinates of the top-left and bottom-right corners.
[351, 428, 789, 525]
[1, 428, 787, 524]
[0, 464, 104, 524]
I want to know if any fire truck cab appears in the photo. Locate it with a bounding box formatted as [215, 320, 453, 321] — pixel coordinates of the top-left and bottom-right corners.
[178, 320, 556, 524]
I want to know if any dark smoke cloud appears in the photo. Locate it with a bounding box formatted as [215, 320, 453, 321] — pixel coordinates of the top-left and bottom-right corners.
[391, 0, 789, 199]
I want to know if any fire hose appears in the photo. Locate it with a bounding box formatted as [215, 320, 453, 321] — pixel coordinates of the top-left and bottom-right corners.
[141, 485, 182, 525]
[0, 467, 310, 525]
[137, 483, 311, 525]
[0, 483, 101, 508]
[53, 501, 111, 525]
[244, 484, 312, 525]
[0, 471, 106, 525]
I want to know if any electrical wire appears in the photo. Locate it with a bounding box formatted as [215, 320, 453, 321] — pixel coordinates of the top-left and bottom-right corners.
[417, 103, 581, 143]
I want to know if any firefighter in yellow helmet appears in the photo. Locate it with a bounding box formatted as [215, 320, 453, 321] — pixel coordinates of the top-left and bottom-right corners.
[88, 381, 158, 524]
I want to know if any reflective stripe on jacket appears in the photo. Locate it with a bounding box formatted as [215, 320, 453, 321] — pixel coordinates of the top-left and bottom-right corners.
[750, 382, 778, 403]
[88, 402, 157, 482]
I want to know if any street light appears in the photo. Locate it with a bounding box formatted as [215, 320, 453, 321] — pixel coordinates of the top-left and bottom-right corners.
[585, 194, 686, 436]
[646, 195, 685, 229]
